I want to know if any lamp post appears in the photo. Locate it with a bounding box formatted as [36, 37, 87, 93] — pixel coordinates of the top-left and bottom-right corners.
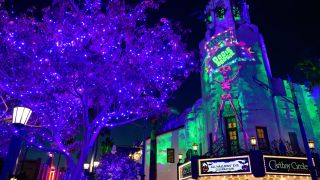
[0, 107, 32, 180]
[83, 163, 90, 180]
[192, 143, 198, 156]
[93, 161, 100, 168]
[178, 153, 183, 162]
[83, 163, 92, 180]
[308, 140, 315, 152]
[83, 163, 90, 171]
[84, 161, 100, 180]
[250, 136, 257, 150]
[288, 79, 318, 180]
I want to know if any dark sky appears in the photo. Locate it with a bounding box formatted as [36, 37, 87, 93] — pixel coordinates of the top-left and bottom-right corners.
[163, 0, 320, 112]
[162, 0, 320, 78]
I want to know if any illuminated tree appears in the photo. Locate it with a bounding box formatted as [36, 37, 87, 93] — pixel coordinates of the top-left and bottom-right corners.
[95, 153, 139, 180]
[0, 123, 11, 158]
[0, 94, 17, 158]
[0, 0, 196, 178]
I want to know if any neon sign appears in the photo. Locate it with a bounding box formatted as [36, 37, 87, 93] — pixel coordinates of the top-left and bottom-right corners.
[204, 28, 255, 74]
[212, 47, 235, 67]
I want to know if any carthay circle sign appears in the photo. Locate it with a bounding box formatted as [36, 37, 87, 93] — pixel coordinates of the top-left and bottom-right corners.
[264, 156, 311, 175]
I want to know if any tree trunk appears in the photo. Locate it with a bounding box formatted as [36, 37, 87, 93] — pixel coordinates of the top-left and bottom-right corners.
[69, 125, 102, 179]
[149, 118, 157, 180]
[65, 155, 76, 174]
[69, 143, 91, 180]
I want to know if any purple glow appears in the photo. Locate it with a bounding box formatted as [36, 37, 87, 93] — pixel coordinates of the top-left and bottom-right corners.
[0, 0, 197, 178]
[95, 153, 139, 179]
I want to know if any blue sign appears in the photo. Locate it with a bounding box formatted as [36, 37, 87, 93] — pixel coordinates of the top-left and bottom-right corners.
[199, 156, 251, 176]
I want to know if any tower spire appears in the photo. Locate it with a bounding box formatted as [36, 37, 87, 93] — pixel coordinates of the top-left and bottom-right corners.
[205, 0, 251, 35]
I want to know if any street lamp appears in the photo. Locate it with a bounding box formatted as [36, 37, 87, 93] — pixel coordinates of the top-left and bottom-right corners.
[178, 152, 183, 164]
[192, 143, 198, 156]
[178, 153, 183, 161]
[308, 140, 315, 151]
[83, 163, 90, 170]
[12, 107, 32, 125]
[288, 78, 318, 179]
[93, 161, 100, 168]
[250, 136, 257, 150]
[84, 161, 99, 180]
[0, 106, 32, 180]
[83, 163, 93, 180]
[192, 143, 198, 151]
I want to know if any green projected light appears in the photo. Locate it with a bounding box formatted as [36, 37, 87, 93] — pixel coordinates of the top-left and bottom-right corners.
[156, 133, 172, 164]
[212, 47, 235, 67]
[207, 15, 212, 23]
[233, 7, 241, 21]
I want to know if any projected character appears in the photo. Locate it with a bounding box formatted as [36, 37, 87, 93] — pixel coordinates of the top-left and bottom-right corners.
[212, 65, 246, 140]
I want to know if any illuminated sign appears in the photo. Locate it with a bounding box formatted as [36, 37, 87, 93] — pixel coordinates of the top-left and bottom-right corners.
[178, 162, 192, 180]
[212, 47, 235, 67]
[198, 156, 251, 176]
[206, 31, 232, 50]
[204, 28, 255, 74]
[264, 156, 312, 176]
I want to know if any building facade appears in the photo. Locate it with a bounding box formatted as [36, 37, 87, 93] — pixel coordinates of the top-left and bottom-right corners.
[144, 0, 320, 179]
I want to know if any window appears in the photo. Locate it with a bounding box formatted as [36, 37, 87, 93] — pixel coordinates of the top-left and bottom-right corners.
[288, 132, 301, 154]
[256, 127, 270, 150]
[215, 7, 226, 20]
[225, 116, 239, 154]
[232, 7, 241, 21]
[229, 131, 237, 140]
[167, 148, 175, 163]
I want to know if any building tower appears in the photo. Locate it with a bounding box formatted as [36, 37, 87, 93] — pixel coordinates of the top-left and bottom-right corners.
[200, 0, 283, 154]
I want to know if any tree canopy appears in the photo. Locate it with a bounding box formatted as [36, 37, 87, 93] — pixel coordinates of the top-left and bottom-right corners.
[0, 0, 197, 178]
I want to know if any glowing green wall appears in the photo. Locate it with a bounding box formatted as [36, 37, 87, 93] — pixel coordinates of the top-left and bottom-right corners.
[200, 26, 279, 152]
[274, 81, 320, 151]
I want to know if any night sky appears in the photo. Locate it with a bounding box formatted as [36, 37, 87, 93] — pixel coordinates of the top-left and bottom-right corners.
[5, 0, 320, 145]
[163, 0, 320, 112]
[114, 0, 320, 145]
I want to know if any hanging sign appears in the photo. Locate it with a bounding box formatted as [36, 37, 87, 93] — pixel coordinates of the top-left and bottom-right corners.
[178, 162, 192, 180]
[264, 156, 312, 175]
[198, 156, 251, 176]
[204, 28, 255, 74]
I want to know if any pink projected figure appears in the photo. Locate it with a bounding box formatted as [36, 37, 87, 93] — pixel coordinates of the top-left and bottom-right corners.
[212, 65, 247, 141]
